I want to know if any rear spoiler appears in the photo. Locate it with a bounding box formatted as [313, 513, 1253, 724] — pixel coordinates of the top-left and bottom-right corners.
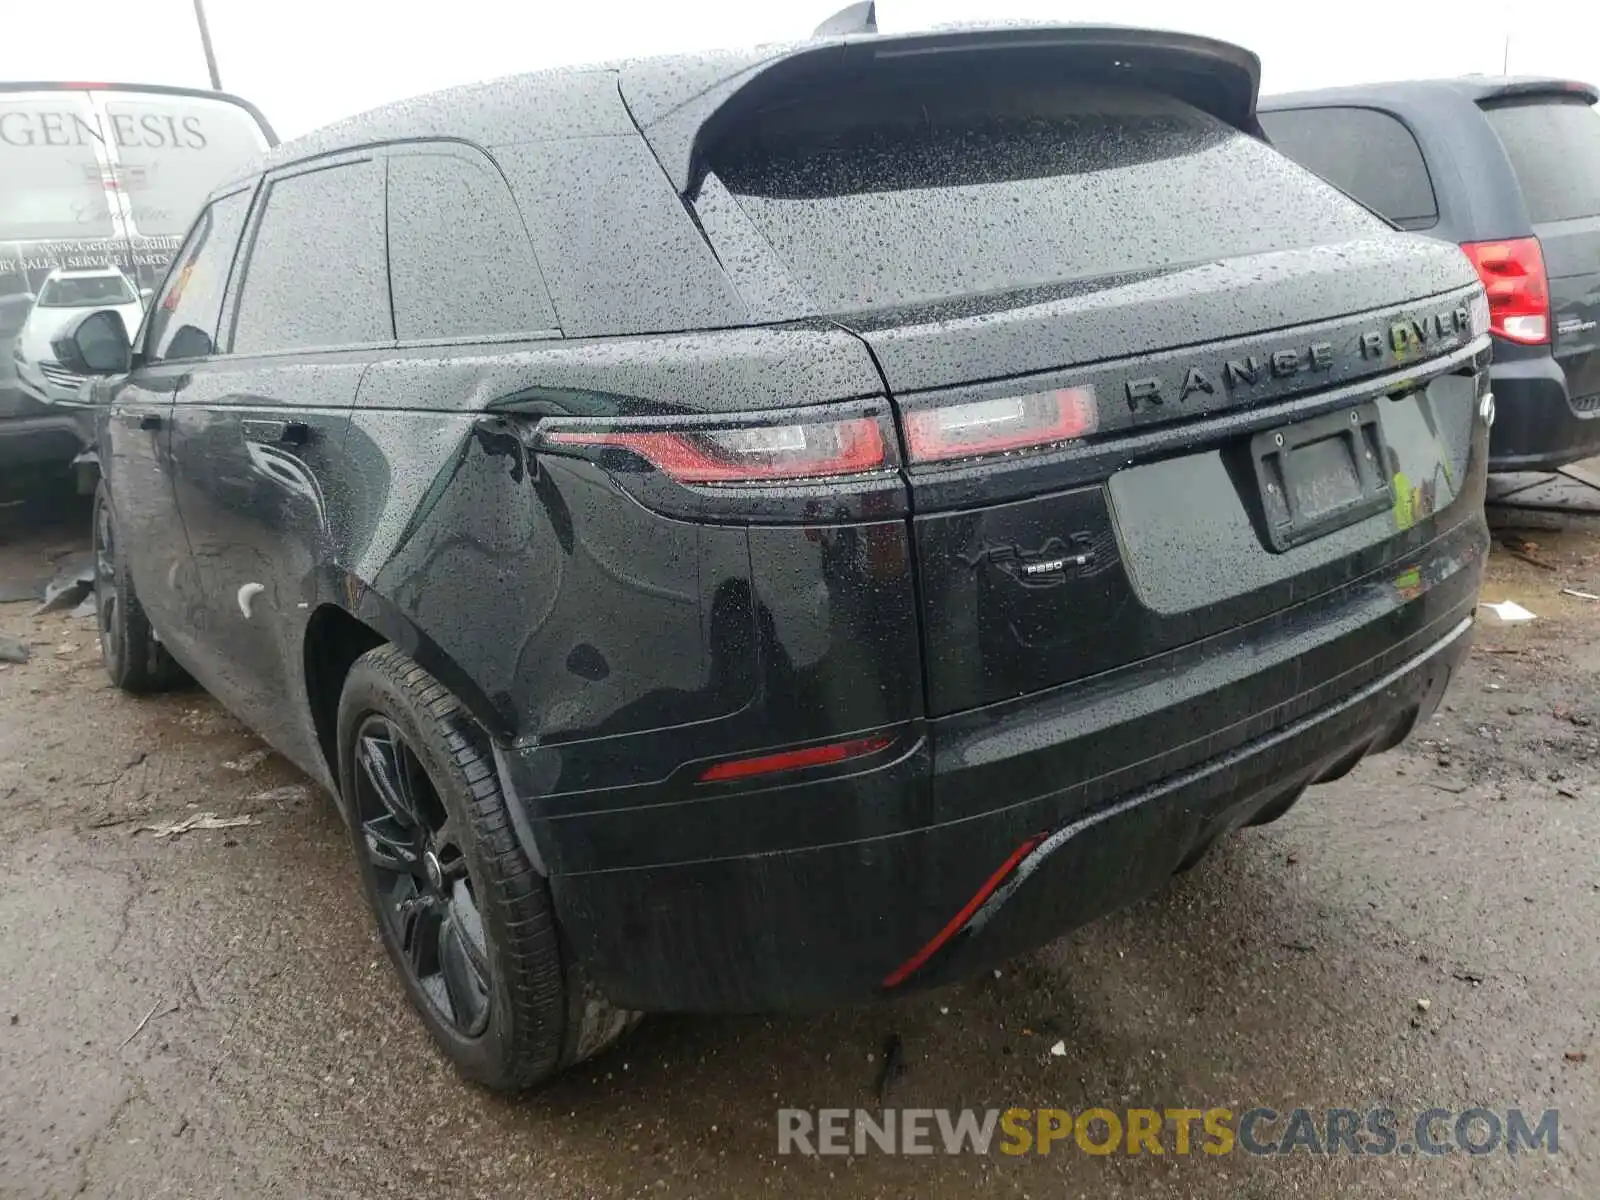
[622, 24, 1262, 193]
[1476, 78, 1600, 106]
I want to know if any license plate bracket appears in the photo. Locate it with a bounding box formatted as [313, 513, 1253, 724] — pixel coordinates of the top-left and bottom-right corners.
[1251, 403, 1392, 552]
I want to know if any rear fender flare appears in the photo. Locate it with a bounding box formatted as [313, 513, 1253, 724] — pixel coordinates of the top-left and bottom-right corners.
[325, 569, 515, 744]
[317, 571, 552, 876]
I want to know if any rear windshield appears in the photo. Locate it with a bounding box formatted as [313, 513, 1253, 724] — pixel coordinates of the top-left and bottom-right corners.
[1483, 97, 1600, 223]
[712, 81, 1383, 315]
[1259, 106, 1438, 229]
[38, 274, 136, 306]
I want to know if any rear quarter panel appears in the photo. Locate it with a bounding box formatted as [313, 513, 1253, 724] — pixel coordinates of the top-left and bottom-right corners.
[338, 327, 889, 752]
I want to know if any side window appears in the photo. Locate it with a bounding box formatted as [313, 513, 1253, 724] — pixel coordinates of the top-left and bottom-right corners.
[230, 159, 389, 354]
[1260, 106, 1439, 230]
[386, 148, 559, 341]
[144, 190, 252, 363]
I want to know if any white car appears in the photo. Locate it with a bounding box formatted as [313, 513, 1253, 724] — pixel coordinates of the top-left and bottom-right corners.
[13, 268, 148, 404]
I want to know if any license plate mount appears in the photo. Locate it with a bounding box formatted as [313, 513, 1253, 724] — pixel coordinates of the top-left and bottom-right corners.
[1251, 403, 1392, 552]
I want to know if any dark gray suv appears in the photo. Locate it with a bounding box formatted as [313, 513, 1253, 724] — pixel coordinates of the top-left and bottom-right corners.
[1262, 78, 1600, 471]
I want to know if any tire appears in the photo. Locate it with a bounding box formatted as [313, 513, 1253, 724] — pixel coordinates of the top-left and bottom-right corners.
[93, 481, 186, 694]
[336, 645, 636, 1091]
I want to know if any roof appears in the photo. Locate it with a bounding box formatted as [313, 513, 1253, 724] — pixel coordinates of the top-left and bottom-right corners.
[1263, 75, 1599, 111]
[240, 23, 1262, 192]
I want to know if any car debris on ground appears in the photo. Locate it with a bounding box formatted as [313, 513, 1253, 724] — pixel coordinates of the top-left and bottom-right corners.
[140, 812, 259, 839]
[30, 554, 94, 616]
[223, 749, 272, 774]
[1481, 600, 1538, 622]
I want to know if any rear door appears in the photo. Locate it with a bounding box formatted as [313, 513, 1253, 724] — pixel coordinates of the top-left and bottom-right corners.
[168, 155, 389, 770]
[1483, 95, 1600, 405]
[708, 68, 1485, 716]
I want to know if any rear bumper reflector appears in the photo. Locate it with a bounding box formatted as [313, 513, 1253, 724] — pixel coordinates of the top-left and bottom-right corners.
[698, 734, 893, 783]
[881, 832, 1046, 989]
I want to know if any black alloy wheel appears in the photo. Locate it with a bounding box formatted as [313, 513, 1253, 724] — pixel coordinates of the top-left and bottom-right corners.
[337, 645, 640, 1090]
[352, 713, 493, 1037]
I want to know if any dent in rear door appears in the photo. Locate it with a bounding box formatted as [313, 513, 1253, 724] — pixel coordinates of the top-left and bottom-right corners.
[169, 361, 364, 776]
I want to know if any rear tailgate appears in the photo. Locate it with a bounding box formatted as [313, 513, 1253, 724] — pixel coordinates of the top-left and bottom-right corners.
[1483, 92, 1600, 404]
[703, 44, 1487, 717]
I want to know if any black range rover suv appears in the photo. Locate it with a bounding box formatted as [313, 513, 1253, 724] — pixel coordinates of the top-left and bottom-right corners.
[61, 26, 1492, 1089]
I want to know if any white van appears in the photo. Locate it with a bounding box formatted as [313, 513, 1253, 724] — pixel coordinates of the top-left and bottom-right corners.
[1, 83, 275, 476]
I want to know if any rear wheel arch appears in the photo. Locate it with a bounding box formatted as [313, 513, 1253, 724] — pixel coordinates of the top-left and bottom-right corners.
[303, 585, 517, 812]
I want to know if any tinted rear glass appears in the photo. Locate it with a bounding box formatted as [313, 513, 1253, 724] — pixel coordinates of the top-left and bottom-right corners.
[1483, 98, 1600, 223]
[713, 82, 1383, 315]
[387, 148, 559, 341]
[1259, 106, 1438, 229]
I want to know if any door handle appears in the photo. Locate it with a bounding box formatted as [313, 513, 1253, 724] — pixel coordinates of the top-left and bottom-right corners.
[242, 418, 311, 446]
[138, 413, 163, 431]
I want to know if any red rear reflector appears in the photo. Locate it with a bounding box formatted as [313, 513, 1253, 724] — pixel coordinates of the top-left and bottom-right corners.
[1460, 238, 1550, 345]
[881, 833, 1046, 989]
[905, 386, 1097, 463]
[698, 735, 892, 783]
[547, 416, 888, 484]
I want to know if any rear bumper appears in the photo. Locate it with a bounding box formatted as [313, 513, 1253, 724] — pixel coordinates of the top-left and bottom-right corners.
[1488, 353, 1600, 471]
[515, 510, 1487, 1012]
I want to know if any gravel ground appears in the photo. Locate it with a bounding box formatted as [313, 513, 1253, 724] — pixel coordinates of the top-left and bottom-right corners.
[0, 494, 1597, 1199]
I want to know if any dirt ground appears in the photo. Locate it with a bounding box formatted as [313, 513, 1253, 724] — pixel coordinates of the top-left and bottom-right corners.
[0, 492, 1597, 1199]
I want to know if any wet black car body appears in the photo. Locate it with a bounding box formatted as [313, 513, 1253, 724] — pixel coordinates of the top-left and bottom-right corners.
[71, 26, 1491, 1087]
[1262, 78, 1600, 471]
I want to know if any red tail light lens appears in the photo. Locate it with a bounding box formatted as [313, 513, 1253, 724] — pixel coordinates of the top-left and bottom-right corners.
[904, 386, 1097, 464]
[698, 735, 893, 783]
[1460, 238, 1550, 345]
[546, 415, 890, 484]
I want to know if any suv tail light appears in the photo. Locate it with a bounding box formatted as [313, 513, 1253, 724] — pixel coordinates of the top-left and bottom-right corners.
[1460, 238, 1551, 345]
[904, 386, 1098, 464]
[543, 410, 894, 484]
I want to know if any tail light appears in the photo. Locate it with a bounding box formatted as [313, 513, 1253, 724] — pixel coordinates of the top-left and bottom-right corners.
[544, 410, 893, 484]
[1460, 238, 1550, 345]
[904, 386, 1097, 464]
